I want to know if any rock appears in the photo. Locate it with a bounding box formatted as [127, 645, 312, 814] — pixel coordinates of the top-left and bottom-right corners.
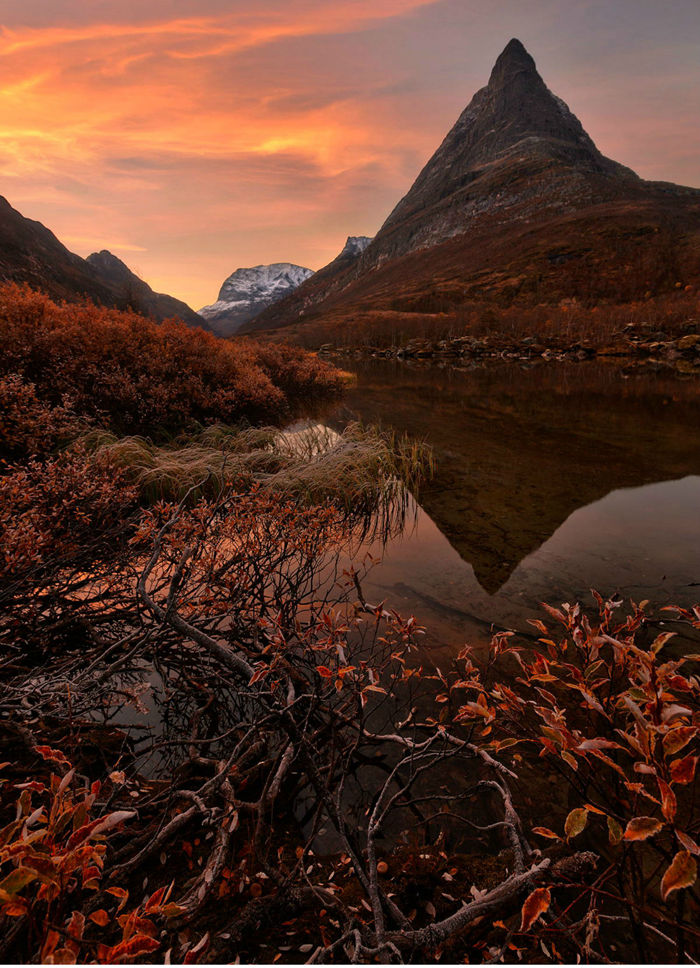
[677, 333, 700, 351]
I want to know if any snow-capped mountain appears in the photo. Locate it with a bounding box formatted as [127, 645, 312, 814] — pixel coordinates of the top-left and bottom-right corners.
[240, 235, 375, 334]
[198, 263, 313, 336]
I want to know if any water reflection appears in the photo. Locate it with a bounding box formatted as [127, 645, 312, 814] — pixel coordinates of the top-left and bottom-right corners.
[317, 361, 700, 654]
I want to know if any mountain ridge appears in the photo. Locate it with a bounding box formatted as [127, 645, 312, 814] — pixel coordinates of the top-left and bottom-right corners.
[0, 195, 206, 329]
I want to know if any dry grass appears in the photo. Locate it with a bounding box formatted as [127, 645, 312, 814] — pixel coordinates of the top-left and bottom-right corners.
[80, 423, 433, 528]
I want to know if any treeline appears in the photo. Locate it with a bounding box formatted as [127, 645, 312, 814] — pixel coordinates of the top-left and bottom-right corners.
[280, 288, 699, 350]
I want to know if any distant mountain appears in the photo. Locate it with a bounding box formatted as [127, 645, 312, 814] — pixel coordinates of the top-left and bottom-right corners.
[199, 263, 314, 336]
[86, 250, 204, 329]
[243, 39, 700, 339]
[241, 236, 372, 335]
[0, 194, 205, 329]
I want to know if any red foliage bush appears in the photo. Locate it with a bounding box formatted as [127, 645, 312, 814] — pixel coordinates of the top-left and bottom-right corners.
[0, 283, 342, 438]
[0, 448, 137, 586]
[0, 375, 81, 459]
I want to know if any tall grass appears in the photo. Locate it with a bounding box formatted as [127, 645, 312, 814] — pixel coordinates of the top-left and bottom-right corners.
[81, 423, 433, 532]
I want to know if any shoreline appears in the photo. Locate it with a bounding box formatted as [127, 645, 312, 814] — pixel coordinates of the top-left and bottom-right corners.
[319, 327, 700, 374]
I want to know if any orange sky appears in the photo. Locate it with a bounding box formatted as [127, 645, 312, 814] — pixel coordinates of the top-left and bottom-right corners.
[1, 0, 699, 309]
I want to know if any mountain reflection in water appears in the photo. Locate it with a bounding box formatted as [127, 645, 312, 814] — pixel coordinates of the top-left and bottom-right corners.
[315, 360, 700, 655]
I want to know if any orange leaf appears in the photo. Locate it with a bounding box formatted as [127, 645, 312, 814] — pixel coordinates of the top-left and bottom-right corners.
[520, 887, 551, 932]
[623, 816, 663, 841]
[564, 807, 588, 840]
[90, 909, 110, 926]
[532, 827, 561, 841]
[676, 830, 700, 856]
[316, 666, 333, 678]
[607, 816, 623, 845]
[106, 886, 129, 912]
[661, 851, 697, 902]
[663, 727, 696, 756]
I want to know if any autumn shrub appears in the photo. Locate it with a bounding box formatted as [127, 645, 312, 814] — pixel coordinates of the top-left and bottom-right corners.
[0, 747, 181, 964]
[287, 288, 699, 350]
[0, 447, 137, 589]
[0, 283, 342, 439]
[242, 338, 346, 398]
[0, 375, 82, 460]
[453, 595, 699, 961]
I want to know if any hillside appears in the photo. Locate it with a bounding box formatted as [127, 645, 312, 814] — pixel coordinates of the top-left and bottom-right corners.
[0, 195, 205, 328]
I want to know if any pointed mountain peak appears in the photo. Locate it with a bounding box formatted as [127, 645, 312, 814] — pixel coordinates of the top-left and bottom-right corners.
[489, 38, 540, 89]
[373, 39, 636, 258]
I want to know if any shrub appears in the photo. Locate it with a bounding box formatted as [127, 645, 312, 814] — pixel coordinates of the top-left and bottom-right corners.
[0, 448, 137, 588]
[0, 283, 342, 439]
[0, 375, 81, 460]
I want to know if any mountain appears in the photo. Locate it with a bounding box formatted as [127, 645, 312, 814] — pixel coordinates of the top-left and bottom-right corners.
[242, 39, 700, 340]
[0, 194, 205, 328]
[241, 236, 372, 335]
[338, 236, 373, 258]
[199, 263, 314, 336]
[86, 250, 204, 329]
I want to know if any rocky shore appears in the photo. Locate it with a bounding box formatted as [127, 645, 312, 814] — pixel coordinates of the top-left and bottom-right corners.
[319, 322, 700, 373]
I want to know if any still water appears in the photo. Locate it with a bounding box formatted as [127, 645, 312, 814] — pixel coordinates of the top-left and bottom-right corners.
[316, 360, 700, 661]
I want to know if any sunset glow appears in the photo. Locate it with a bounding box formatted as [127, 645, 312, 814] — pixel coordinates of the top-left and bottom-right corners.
[1, 0, 699, 308]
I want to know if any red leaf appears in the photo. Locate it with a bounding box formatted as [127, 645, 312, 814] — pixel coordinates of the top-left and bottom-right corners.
[316, 666, 333, 678]
[89, 909, 110, 927]
[184, 932, 210, 964]
[102, 934, 160, 963]
[669, 755, 697, 786]
[145, 886, 167, 913]
[657, 778, 677, 822]
[661, 851, 697, 902]
[34, 746, 70, 764]
[520, 887, 551, 932]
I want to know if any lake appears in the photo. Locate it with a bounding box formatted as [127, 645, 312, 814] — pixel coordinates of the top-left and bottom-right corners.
[315, 359, 700, 663]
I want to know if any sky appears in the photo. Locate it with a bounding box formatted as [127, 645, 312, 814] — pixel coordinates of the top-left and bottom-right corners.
[0, 0, 698, 309]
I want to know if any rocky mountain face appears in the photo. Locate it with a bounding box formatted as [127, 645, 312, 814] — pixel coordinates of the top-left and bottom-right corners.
[0, 194, 205, 328]
[244, 39, 700, 339]
[199, 263, 313, 336]
[370, 38, 635, 261]
[338, 236, 372, 258]
[241, 236, 372, 334]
